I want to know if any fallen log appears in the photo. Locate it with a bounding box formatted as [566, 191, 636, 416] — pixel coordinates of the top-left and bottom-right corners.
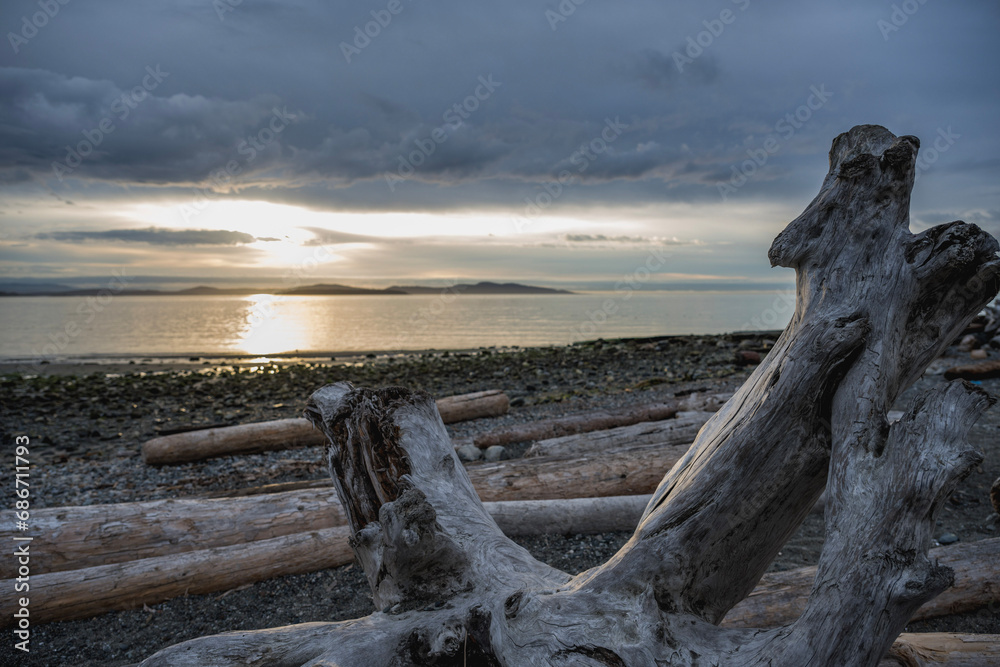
[473, 391, 729, 448]
[0, 527, 356, 625]
[0, 488, 345, 578]
[0, 496, 650, 624]
[942, 359, 1000, 381]
[435, 388, 509, 423]
[722, 538, 1000, 628]
[5, 443, 686, 576]
[524, 410, 715, 457]
[880, 633, 1000, 666]
[9, 502, 989, 629]
[142, 389, 509, 465]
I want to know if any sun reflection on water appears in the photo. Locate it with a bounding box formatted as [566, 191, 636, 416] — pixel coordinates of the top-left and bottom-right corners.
[236, 294, 312, 356]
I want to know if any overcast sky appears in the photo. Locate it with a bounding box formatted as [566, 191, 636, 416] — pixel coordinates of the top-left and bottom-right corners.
[0, 0, 997, 289]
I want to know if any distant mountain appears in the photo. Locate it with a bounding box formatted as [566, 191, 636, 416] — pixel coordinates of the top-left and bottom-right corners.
[391, 281, 574, 295]
[0, 281, 75, 294]
[279, 284, 406, 295]
[0, 281, 570, 296]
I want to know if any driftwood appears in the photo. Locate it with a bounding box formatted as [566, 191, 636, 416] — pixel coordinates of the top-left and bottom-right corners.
[882, 633, 1000, 666]
[139, 126, 1000, 667]
[0, 488, 346, 577]
[723, 538, 1000, 627]
[434, 389, 509, 423]
[881, 633, 1000, 666]
[524, 410, 715, 457]
[472, 392, 728, 448]
[943, 359, 1000, 381]
[0, 527, 355, 625]
[142, 390, 509, 465]
[0, 497, 650, 624]
[5, 441, 688, 577]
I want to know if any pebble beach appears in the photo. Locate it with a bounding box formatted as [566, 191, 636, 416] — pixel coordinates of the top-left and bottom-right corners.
[2, 332, 999, 666]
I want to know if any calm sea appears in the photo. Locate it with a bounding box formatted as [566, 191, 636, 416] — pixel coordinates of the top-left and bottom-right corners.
[0, 291, 794, 362]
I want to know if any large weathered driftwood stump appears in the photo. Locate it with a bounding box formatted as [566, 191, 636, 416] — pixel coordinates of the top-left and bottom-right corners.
[140, 125, 999, 665]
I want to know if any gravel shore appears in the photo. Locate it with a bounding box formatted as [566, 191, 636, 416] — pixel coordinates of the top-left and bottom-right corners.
[2, 332, 998, 666]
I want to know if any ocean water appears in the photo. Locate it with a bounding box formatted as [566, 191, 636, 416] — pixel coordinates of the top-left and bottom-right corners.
[0, 291, 794, 362]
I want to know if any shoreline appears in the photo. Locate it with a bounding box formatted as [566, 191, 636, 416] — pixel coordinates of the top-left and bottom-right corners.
[0, 331, 785, 377]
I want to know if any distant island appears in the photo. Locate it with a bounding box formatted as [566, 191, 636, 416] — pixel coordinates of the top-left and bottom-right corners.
[0, 281, 574, 297]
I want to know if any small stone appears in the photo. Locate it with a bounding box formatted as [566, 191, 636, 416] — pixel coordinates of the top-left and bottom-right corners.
[970, 348, 988, 360]
[509, 396, 525, 407]
[937, 533, 959, 545]
[735, 350, 761, 366]
[456, 445, 482, 462]
[484, 445, 508, 462]
[958, 334, 978, 352]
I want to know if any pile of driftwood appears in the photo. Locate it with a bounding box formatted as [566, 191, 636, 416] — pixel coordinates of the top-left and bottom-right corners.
[1, 389, 729, 623]
[1, 387, 996, 659]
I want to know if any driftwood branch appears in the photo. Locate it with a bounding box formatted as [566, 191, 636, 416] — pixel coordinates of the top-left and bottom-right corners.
[139, 125, 1000, 666]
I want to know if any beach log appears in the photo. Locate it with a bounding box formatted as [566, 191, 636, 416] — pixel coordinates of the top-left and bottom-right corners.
[5, 442, 685, 577]
[137, 127, 1000, 667]
[722, 538, 1000, 628]
[523, 410, 715, 457]
[435, 388, 509, 423]
[0, 488, 346, 578]
[0, 527, 356, 625]
[0, 496, 650, 624]
[880, 633, 1000, 666]
[7, 507, 991, 629]
[142, 390, 509, 465]
[943, 359, 1000, 381]
[472, 392, 728, 448]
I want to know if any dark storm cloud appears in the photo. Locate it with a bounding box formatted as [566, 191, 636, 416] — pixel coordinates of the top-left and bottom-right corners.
[0, 0, 996, 216]
[35, 227, 266, 245]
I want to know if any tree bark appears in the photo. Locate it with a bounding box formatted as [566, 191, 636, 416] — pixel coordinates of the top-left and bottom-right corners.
[992, 475, 1000, 516]
[139, 125, 1000, 666]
